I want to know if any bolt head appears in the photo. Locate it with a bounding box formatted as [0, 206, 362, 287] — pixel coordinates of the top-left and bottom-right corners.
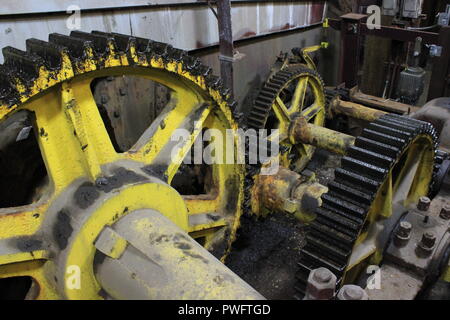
[305, 268, 337, 300]
[417, 196, 431, 211]
[440, 204, 450, 220]
[397, 221, 412, 237]
[394, 221, 412, 247]
[421, 231, 436, 248]
[337, 285, 368, 300]
[313, 267, 332, 283]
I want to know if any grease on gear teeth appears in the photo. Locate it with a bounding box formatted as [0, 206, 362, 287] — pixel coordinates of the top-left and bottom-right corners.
[294, 114, 438, 300]
[246, 66, 325, 129]
[0, 31, 237, 113]
[241, 66, 325, 219]
[0, 31, 243, 261]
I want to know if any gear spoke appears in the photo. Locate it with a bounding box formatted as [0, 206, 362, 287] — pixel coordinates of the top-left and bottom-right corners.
[291, 77, 309, 112]
[27, 86, 101, 192]
[301, 102, 323, 121]
[129, 100, 212, 184]
[247, 66, 325, 172]
[273, 97, 291, 125]
[0, 32, 245, 297]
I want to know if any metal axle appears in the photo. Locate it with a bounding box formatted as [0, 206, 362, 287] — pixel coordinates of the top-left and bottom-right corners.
[289, 116, 356, 155]
[329, 96, 388, 122]
[94, 209, 265, 300]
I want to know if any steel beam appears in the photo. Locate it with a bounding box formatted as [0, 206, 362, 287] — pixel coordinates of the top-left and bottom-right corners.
[428, 26, 450, 100]
[217, 0, 234, 97]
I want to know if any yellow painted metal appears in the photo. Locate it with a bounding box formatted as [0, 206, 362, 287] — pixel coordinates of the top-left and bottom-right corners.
[94, 209, 264, 300]
[251, 167, 327, 223]
[63, 182, 188, 299]
[329, 98, 388, 122]
[441, 261, 450, 282]
[289, 116, 356, 155]
[0, 260, 59, 300]
[0, 40, 244, 299]
[344, 133, 435, 284]
[301, 44, 328, 70]
[271, 70, 326, 171]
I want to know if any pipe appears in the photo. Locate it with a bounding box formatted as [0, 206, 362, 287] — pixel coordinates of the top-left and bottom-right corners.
[94, 209, 264, 300]
[289, 117, 356, 155]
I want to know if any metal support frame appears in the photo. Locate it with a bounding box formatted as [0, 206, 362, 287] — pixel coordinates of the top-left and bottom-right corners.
[339, 14, 366, 88]
[217, 0, 234, 97]
[428, 26, 450, 99]
[329, 15, 450, 100]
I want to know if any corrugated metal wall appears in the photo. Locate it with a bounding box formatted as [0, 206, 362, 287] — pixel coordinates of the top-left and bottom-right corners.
[0, 1, 327, 110]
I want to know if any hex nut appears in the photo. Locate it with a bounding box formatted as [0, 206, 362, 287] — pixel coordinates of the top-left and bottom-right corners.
[416, 231, 436, 257]
[421, 232, 436, 248]
[305, 267, 337, 300]
[337, 285, 369, 300]
[394, 221, 412, 247]
[440, 204, 450, 220]
[417, 196, 431, 211]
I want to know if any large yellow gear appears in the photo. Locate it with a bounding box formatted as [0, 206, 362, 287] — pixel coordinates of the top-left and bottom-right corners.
[0, 31, 246, 299]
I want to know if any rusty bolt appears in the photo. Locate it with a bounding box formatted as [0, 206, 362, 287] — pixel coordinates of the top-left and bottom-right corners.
[337, 285, 368, 300]
[440, 204, 450, 220]
[421, 232, 436, 248]
[417, 196, 431, 211]
[416, 231, 436, 257]
[313, 268, 332, 283]
[304, 267, 337, 300]
[394, 221, 412, 247]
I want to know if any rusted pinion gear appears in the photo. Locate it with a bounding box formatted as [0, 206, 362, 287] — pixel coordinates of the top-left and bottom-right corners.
[294, 114, 438, 299]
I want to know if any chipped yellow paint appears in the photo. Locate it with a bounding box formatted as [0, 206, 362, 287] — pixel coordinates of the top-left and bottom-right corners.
[0, 204, 46, 239]
[0, 250, 48, 266]
[64, 182, 188, 299]
[0, 260, 60, 300]
[0, 35, 244, 299]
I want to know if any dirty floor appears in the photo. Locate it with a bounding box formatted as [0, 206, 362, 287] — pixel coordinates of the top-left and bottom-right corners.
[225, 149, 341, 299]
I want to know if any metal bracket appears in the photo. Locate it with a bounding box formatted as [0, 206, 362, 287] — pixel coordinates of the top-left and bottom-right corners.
[427, 44, 443, 57]
[218, 50, 246, 63]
